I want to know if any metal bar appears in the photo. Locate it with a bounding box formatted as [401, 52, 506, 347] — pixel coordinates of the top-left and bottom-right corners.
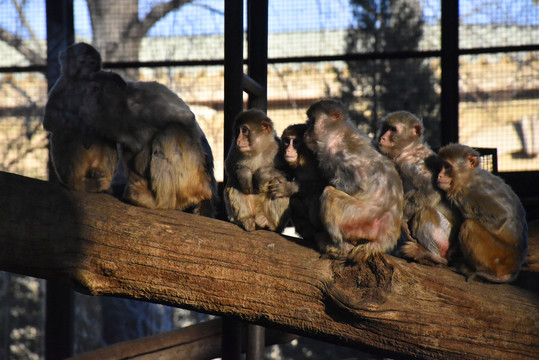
[246, 324, 265, 360]
[45, 1, 75, 359]
[247, 0, 268, 111]
[440, 0, 460, 145]
[242, 73, 266, 98]
[224, 0, 245, 166]
[221, 318, 243, 360]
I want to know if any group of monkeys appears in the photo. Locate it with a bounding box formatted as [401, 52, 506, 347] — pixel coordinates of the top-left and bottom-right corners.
[43, 43, 528, 285]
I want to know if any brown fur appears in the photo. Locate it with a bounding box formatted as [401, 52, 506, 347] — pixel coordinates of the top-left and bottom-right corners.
[304, 99, 404, 260]
[376, 111, 461, 265]
[43, 43, 118, 193]
[224, 110, 290, 232]
[438, 143, 528, 283]
[78, 71, 217, 216]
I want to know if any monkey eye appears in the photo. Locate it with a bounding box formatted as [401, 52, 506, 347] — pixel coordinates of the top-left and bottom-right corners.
[442, 162, 452, 171]
[241, 125, 249, 135]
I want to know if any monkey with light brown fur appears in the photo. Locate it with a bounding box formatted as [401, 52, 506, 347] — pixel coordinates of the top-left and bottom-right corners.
[376, 111, 461, 265]
[224, 109, 290, 232]
[437, 143, 527, 283]
[43, 42, 117, 193]
[79, 71, 217, 217]
[304, 99, 404, 260]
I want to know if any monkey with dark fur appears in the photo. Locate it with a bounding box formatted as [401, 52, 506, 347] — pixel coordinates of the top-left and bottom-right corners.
[43, 42, 118, 193]
[304, 99, 404, 260]
[437, 143, 527, 283]
[270, 124, 327, 240]
[375, 111, 461, 265]
[79, 70, 217, 217]
[224, 109, 290, 232]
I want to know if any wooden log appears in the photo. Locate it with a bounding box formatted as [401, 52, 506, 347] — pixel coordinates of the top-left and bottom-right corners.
[68, 318, 297, 360]
[0, 171, 537, 360]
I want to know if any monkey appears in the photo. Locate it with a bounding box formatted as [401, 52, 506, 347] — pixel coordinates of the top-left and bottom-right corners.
[375, 111, 461, 265]
[223, 109, 290, 232]
[43, 42, 118, 193]
[269, 124, 327, 240]
[303, 99, 404, 260]
[437, 143, 528, 283]
[78, 70, 217, 217]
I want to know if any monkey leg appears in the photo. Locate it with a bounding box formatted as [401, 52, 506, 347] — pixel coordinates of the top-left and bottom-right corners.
[401, 207, 452, 265]
[261, 195, 290, 232]
[459, 220, 523, 282]
[151, 128, 215, 211]
[123, 174, 158, 209]
[224, 187, 258, 231]
[321, 186, 399, 260]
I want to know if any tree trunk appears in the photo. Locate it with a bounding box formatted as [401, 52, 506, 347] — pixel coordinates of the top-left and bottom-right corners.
[0, 171, 537, 360]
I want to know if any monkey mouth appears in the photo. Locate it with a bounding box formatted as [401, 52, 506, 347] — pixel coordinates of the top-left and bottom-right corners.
[285, 155, 297, 162]
[437, 180, 450, 189]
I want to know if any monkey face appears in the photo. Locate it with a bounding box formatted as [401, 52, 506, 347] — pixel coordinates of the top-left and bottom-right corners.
[437, 161, 453, 191]
[378, 124, 397, 154]
[236, 124, 252, 152]
[283, 136, 299, 164]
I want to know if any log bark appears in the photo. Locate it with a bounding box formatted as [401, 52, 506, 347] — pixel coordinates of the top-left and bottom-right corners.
[0, 171, 537, 360]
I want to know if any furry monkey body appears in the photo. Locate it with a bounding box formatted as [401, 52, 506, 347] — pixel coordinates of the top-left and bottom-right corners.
[43, 42, 117, 193]
[304, 99, 404, 260]
[376, 111, 460, 265]
[79, 71, 217, 216]
[224, 109, 290, 232]
[437, 144, 527, 282]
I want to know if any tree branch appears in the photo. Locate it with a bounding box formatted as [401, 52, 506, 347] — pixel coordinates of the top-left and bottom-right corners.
[0, 27, 45, 65]
[0, 171, 537, 360]
[139, 0, 193, 36]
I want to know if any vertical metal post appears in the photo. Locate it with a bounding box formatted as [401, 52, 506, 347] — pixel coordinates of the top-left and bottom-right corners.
[223, 1, 245, 359]
[224, 0, 245, 161]
[45, 1, 75, 359]
[440, 0, 459, 145]
[247, 0, 268, 112]
[245, 1, 268, 358]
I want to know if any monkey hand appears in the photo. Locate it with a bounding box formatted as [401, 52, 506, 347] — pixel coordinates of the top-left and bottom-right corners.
[268, 178, 298, 199]
[267, 177, 286, 198]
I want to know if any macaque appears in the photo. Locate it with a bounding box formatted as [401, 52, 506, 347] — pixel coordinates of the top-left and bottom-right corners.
[437, 144, 528, 283]
[376, 111, 460, 265]
[224, 109, 290, 232]
[304, 99, 404, 260]
[79, 71, 217, 217]
[43, 42, 117, 192]
[270, 124, 327, 240]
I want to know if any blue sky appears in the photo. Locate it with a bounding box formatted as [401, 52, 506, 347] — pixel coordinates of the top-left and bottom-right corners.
[0, 0, 538, 40]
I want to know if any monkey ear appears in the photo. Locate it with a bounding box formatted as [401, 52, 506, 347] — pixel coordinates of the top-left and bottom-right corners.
[467, 154, 479, 169]
[329, 110, 344, 123]
[413, 124, 423, 137]
[260, 119, 273, 134]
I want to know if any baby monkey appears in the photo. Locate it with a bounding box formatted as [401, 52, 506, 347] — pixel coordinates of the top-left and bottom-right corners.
[437, 144, 528, 283]
[270, 124, 327, 240]
[376, 111, 460, 265]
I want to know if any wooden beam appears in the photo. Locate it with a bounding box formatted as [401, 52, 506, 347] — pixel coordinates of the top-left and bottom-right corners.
[0, 171, 537, 360]
[68, 318, 297, 360]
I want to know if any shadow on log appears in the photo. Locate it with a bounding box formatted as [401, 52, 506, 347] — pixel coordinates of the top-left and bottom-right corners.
[0, 171, 537, 360]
